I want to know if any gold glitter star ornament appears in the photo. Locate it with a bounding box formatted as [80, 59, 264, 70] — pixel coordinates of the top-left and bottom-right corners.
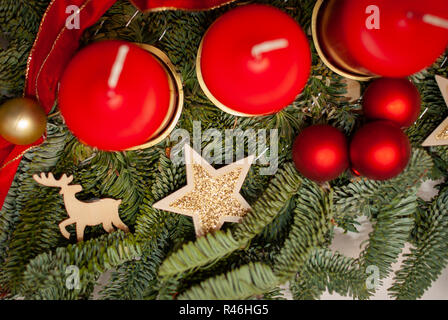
[153, 144, 254, 237]
[422, 75, 448, 147]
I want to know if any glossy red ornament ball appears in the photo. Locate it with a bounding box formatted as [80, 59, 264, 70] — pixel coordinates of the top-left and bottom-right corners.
[292, 125, 349, 182]
[363, 78, 421, 128]
[59, 40, 173, 151]
[321, 0, 448, 77]
[198, 4, 311, 116]
[350, 121, 411, 180]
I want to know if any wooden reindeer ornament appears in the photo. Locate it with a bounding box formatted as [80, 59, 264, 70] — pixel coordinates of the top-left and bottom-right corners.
[33, 172, 129, 242]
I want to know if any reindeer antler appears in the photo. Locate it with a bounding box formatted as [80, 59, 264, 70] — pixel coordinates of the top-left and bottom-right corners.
[33, 172, 74, 187]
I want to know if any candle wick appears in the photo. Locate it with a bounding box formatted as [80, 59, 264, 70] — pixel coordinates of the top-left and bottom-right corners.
[251, 39, 289, 59]
[407, 11, 448, 30]
[423, 14, 448, 30]
[108, 44, 130, 89]
[125, 10, 140, 28]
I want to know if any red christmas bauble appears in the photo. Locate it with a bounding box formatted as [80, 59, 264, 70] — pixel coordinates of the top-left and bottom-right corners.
[363, 78, 421, 128]
[292, 125, 349, 182]
[350, 121, 411, 180]
[198, 4, 311, 116]
[59, 40, 174, 151]
[321, 0, 448, 77]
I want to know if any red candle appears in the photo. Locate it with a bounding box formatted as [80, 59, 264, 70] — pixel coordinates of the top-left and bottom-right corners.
[59, 40, 177, 151]
[318, 0, 448, 78]
[197, 4, 311, 117]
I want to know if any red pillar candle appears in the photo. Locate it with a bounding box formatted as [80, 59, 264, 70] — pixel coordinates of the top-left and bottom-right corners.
[316, 0, 448, 78]
[197, 4, 311, 117]
[59, 40, 181, 151]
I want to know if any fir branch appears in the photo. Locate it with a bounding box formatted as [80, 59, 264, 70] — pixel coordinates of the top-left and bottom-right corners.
[256, 197, 295, 244]
[233, 162, 302, 240]
[334, 149, 432, 218]
[102, 151, 189, 299]
[157, 163, 302, 278]
[99, 240, 166, 300]
[261, 286, 287, 300]
[18, 231, 141, 299]
[359, 193, 417, 280]
[290, 248, 371, 300]
[134, 150, 189, 246]
[159, 230, 243, 277]
[0, 0, 48, 100]
[273, 180, 333, 280]
[0, 124, 69, 294]
[178, 262, 278, 300]
[389, 187, 448, 299]
[0, 122, 67, 266]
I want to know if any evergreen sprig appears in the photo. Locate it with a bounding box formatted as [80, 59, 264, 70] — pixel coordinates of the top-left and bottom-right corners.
[273, 180, 333, 280]
[157, 162, 302, 278]
[178, 262, 278, 300]
[334, 148, 432, 218]
[389, 187, 448, 299]
[290, 249, 371, 300]
[19, 231, 141, 299]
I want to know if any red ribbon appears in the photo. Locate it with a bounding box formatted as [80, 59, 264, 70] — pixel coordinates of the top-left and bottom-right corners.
[131, 0, 234, 10]
[0, 0, 234, 209]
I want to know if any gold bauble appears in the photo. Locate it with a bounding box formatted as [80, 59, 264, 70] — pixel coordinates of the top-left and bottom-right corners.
[0, 98, 47, 145]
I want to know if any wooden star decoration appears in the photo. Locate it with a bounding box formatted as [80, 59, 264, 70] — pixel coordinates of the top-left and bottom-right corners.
[422, 75, 448, 147]
[153, 144, 254, 237]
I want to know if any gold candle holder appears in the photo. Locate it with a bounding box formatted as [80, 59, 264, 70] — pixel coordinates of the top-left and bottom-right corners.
[311, 0, 378, 82]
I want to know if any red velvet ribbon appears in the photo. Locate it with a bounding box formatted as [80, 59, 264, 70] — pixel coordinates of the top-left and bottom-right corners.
[0, 0, 234, 209]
